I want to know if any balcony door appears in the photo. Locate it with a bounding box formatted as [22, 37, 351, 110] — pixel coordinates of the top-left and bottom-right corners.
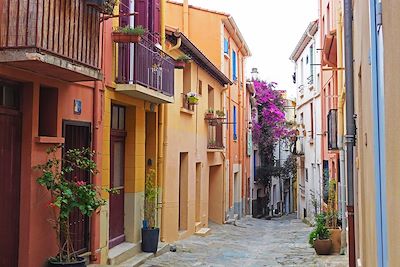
[109, 105, 126, 248]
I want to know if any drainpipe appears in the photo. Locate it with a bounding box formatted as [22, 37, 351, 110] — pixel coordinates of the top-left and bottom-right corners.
[90, 80, 101, 262]
[183, 0, 189, 36]
[343, 0, 355, 266]
[159, 0, 167, 241]
[369, 0, 388, 266]
[336, 4, 347, 251]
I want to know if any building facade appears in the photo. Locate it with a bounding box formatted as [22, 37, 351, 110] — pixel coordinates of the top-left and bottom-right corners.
[165, 0, 251, 223]
[290, 20, 323, 221]
[0, 1, 104, 266]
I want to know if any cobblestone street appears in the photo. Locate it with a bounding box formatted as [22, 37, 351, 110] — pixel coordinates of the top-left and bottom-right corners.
[141, 214, 348, 267]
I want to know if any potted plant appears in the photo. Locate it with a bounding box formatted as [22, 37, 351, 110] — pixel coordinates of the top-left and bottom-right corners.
[175, 54, 191, 69]
[215, 110, 225, 123]
[34, 145, 109, 267]
[309, 213, 331, 255]
[326, 180, 341, 254]
[205, 108, 215, 120]
[142, 169, 159, 253]
[112, 25, 146, 43]
[187, 92, 199, 105]
[86, 0, 116, 15]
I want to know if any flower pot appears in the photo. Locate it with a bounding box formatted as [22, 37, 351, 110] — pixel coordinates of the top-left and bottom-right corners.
[48, 257, 86, 267]
[175, 61, 186, 69]
[205, 113, 215, 120]
[313, 239, 332, 255]
[141, 228, 160, 253]
[188, 97, 199, 105]
[112, 32, 141, 43]
[329, 228, 342, 254]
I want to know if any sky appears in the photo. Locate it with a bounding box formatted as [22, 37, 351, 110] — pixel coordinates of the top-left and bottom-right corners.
[174, 0, 318, 97]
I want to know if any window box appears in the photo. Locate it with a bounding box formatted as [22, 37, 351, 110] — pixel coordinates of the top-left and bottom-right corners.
[112, 26, 145, 43]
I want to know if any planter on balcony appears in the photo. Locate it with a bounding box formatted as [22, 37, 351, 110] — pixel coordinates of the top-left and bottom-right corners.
[86, 0, 116, 15]
[187, 92, 199, 105]
[175, 54, 191, 69]
[205, 113, 215, 120]
[112, 26, 146, 43]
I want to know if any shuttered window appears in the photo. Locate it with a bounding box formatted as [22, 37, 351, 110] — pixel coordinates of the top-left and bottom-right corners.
[224, 38, 229, 54]
[233, 105, 237, 140]
[232, 50, 237, 81]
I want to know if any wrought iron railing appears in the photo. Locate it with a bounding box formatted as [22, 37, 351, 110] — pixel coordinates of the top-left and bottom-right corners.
[115, 35, 174, 97]
[307, 75, 314, 85]
[207, 123, 224, 149]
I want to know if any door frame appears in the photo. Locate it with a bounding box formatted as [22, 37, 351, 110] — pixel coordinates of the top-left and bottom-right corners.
[62, 120, 92, 254]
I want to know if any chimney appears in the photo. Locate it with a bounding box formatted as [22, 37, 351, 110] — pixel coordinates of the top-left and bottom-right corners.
[183, 0, 189, 35]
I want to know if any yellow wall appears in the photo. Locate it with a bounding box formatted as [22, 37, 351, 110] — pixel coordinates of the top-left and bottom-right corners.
[161, 47, 225, 242]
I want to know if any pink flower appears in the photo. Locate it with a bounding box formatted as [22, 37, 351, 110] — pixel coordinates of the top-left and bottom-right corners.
[76, 181, 87, 187]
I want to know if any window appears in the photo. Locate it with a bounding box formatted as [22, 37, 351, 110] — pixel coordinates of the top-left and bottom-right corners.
[224, 38, 229, 54]
[112, 104, 126, 130]
[198, 80, 203, 95]
[305, 168, 308, 182]
[0, 81, 19, 109]
[208, 85, 214, 109]
[310, 103, 314, 138]
[232, 50, 237, 81]
[39, 86, 58, 137]
[233, 105, 237, 140]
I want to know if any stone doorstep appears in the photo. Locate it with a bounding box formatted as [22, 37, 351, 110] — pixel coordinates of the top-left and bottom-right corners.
[118, 242, 170, 267]
[88, 242, 169, 267]
[194, 227, 211, 237]
[108, 242, 141, 265]
[194, 221, 202, 232]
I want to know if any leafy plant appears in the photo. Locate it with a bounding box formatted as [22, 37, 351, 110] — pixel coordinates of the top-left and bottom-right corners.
[35, 145, 109, 263]
[176, 54, 192, 62]
[114, 25, 146, 36]
[215, 110, 225, 117]
[206, 108, 214, 114]
[144, 169, 158, 229]
[309, 213, 330, 247]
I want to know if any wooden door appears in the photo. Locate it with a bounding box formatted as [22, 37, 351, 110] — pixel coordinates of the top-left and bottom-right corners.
[0, 107, 21, 267]
[63, 122, 91, 254]
[109, 104, 126, 248]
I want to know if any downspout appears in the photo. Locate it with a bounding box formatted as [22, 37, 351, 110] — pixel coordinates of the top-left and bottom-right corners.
[336, 4, 347, 251]
[343, 0, 355, 266]
[183, 0, 189, 36]
[369, 0, 388, 266]
[159, 0, 167, 241]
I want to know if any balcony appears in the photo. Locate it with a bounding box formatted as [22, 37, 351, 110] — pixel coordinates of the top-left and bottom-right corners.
[298, 84, 304, 98]
[0, 0, 103, 81]
[115, 36, 175, 104]
[328, 109, 338, 150]
[207, 123, 224, 150]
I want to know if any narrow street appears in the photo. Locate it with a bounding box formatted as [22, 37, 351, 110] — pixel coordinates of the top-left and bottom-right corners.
[141, 215, 347, 267]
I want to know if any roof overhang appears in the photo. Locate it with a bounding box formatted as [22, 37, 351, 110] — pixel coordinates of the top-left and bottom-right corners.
[222, 16, 252, 57]
[289, 20, 318, 62]
[166, 29, 232, 86]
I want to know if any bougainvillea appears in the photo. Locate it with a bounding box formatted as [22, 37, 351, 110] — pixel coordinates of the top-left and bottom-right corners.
[252, 80, 295, 185]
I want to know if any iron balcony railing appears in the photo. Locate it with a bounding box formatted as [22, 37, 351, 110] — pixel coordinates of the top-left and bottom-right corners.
[116, 36, 174, 97]
[207, 123, 224, 149]
[298, 84, 304, 96]
[307, 75, 314, 85]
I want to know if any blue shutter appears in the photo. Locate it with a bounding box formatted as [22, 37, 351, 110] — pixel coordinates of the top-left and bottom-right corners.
[233, 106, 237, 140]
[224, 38, 229, 54]
[232, 50, 237, 81]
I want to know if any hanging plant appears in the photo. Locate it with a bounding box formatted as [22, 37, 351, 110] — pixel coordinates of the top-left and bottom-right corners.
[112, 25, 146, 43]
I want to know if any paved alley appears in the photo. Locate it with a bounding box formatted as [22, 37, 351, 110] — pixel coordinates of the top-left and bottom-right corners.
[141, 215, 348, 267]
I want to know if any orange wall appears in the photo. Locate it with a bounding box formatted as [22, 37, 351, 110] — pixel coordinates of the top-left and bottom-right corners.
[0, 65, 96, 267]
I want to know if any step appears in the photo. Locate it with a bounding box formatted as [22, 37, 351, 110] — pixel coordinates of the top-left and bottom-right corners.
[194, 227, 211, 237]
[108, 242, 141, 265]
[118, 242, 170, 267]
[194, 222, 202, 232]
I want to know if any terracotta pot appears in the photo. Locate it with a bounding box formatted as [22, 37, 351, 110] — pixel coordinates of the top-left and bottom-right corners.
[175, 61, 186, 69]
[329, 228, 342, 254]
[112, 32, 141, 43]
[313, 239, 332, 255]
[205, 113, 215, 120]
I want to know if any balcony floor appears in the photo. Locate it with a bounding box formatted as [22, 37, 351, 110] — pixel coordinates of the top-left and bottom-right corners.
[0, 48, 102, 82]
[116, 83, 174, 104]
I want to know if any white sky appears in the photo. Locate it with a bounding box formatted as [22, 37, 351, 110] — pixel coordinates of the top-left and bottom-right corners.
[174, 0, 318, 97]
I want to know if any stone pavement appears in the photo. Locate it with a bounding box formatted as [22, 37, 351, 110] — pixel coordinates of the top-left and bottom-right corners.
[140, 214, 348, 267]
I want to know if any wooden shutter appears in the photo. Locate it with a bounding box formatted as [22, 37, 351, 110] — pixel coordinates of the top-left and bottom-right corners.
[119, 0, 130, 26]
[153, 0, 161, 36]
[135, 0, 149, 29]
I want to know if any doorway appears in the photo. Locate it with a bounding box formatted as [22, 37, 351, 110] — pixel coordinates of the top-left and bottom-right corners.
[195, 163, 201, 223]
[0, 82, 21, 267]
[63, 121, 91, 254]
[208, 165, 223, 224]
[179, 152, 188, 231]
[109, 104, 127, 248]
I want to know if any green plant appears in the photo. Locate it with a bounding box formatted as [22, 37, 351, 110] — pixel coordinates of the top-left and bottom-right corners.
[206, 108, 214, 114]
[176, 54, 192, 63]
[144, 169, 158, 229]
[326, 180, 338, 228]
[187, 92, 199, 104]
[309, 213, 330, 247]
[114, 25, 146, 36]
[215, 110, 225, 117]
[103, 0, 117, 14]
[35, 145, 110, 263]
